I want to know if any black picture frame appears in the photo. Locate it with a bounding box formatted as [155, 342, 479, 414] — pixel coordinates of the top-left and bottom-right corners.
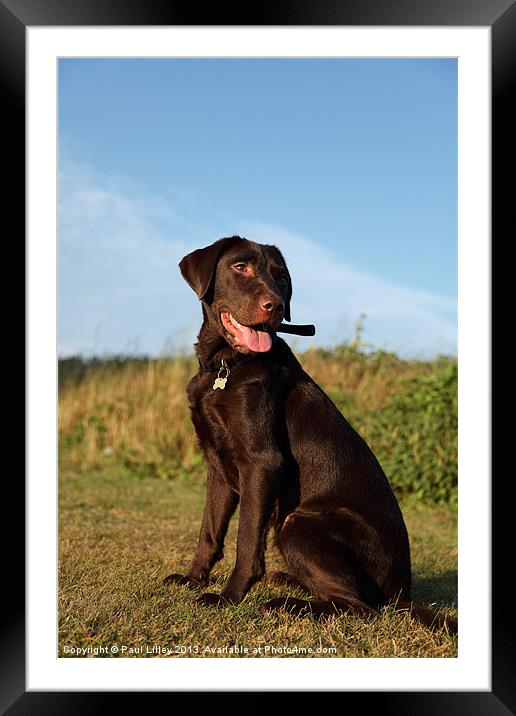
[6, 0, 511, 712]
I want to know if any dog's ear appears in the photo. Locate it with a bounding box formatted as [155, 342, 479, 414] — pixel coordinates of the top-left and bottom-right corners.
[179, 236, 242, 300]
[284, 269, 292, 322]
[269, 245, 292, 322]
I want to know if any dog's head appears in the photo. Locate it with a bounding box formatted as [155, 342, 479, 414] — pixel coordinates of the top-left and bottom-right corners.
[179, 236, 292, 354]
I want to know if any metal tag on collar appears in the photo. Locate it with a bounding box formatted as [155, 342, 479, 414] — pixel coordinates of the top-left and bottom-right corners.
[213, 359, 230, 390]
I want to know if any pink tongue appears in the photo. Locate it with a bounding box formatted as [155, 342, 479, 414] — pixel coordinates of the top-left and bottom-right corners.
[240, 325, 272, 352]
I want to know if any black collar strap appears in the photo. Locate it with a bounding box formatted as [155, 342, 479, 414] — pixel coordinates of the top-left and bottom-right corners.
[277, 323, 316, 337]
[198, 359, 221, 373]
[198, 355, 257, 372]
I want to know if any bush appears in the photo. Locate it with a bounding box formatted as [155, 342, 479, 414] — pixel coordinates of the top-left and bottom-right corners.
[365, 361, 457, 504]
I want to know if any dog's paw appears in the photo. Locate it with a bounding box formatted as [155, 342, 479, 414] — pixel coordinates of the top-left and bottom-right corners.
[163, 573, 204, 589]
[260, 597, 289, 614]
[196, 592, 229, 608]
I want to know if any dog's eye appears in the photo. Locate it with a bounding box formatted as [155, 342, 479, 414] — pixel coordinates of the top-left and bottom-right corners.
[233, 263, 248, 272]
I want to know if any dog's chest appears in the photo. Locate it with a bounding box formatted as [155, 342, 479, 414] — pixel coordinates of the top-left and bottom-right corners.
[194, 391, 235, 443]
[188, 376, 248, 484]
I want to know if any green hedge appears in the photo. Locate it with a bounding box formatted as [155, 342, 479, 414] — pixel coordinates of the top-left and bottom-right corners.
[331, 360, 458, 505]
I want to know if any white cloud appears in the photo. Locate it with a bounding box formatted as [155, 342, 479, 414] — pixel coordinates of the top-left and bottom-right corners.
[59, 159, 198, 356]
[58, 159, 456, 358]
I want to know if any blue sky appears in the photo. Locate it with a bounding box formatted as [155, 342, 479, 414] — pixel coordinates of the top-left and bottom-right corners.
[58, 58, 457, 358]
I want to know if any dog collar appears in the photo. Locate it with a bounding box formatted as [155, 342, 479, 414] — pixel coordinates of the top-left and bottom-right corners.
[198, 355, 256, 373]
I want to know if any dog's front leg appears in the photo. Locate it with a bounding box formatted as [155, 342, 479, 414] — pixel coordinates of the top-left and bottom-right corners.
[164, 469, 239, 588]
[197, 458, 282, 606]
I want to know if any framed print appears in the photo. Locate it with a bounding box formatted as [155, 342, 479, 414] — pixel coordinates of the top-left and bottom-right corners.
[4, 0, 511, 711]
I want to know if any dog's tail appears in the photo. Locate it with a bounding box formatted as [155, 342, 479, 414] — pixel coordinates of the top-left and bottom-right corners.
[394, 599, 458, 634]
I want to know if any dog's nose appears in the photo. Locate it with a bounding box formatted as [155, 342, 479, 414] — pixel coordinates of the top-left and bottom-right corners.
[260, 294, 283, 313]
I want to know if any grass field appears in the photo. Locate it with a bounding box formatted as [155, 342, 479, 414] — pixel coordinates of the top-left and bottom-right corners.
[58, 344, 458, 658]
[58, 468, 458, 658]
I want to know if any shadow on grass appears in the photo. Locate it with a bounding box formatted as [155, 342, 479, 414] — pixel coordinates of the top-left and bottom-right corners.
[412, 570, 458, 609]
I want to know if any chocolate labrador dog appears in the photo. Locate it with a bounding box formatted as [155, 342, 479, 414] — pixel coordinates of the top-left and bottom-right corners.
[165, 235, 456, 632]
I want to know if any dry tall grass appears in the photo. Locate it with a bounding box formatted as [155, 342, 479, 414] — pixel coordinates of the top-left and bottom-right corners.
[59, 356, 199, 474]
[59, 347, 456, 504]
[59, 350, 423, 469]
